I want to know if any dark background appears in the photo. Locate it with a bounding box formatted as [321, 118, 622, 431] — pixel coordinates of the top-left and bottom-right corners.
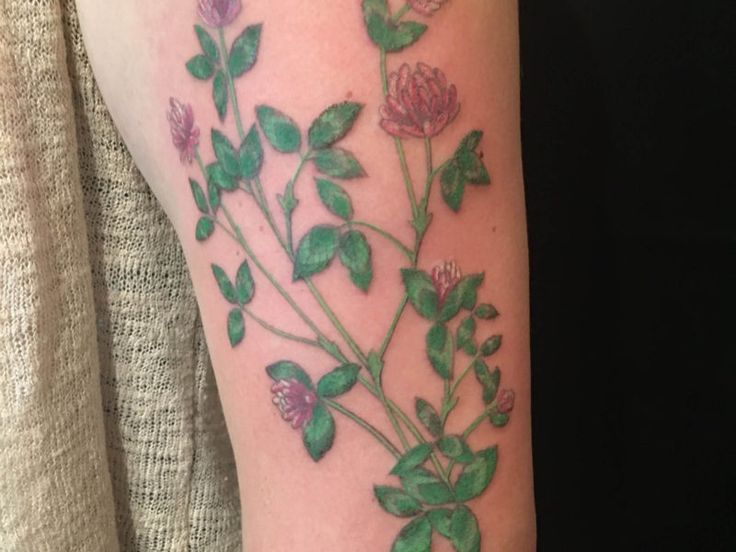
[519, 0, 735, 549]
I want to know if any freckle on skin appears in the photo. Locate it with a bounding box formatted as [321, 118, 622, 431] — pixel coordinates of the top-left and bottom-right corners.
[346, 90, 353, 99]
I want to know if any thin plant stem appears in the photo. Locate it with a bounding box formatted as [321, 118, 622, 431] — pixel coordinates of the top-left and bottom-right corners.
[303, 280, 369, 365]
[388, 400, 453, 486]
[284, 151, 311, 256]
[421, 137, 433, 209]
[218, 28, 246, 140]
[449, 354, 480, 397]
[379, 294, 409, 358]
[391, 3, 412, 22]
[345, 221, 413, 262]
[253, 175, 290, 252]
[324, 398, 402, 459]
[218, 203, 327, 345]
[447, 406, 493, 476]
[241, 306, 320, 347]
[380, 48, 418, 218]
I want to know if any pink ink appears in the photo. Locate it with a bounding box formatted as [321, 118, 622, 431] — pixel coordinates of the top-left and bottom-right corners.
[380, 63, 459, 139]
[166, 98, 200, 164]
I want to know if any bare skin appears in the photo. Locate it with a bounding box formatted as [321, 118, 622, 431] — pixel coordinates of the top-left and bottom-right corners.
[77, 1, 534, 550]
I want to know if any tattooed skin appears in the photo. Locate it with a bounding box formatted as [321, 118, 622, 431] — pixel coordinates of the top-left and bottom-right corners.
[168, 1, 514, 550]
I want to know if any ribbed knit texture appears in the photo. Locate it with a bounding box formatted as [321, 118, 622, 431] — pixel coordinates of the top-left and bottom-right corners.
[0, 1, 241, 550]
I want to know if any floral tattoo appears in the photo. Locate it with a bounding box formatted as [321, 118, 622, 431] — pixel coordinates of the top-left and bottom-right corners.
[168, 1, 514, 550]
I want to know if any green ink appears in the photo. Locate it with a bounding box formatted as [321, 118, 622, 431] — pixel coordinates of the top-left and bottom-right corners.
[166, 0, 514, 548]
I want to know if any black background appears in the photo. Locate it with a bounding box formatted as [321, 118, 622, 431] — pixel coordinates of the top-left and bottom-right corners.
[520, 0, 735, 549]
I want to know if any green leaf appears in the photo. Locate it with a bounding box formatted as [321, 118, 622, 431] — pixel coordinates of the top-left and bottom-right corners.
[441, 131, 491, 211]
[195, 217, 215, 241]
[194, 25, 219, 62]
[229, 24, 262, 77]
[460, 275, 484, 310]
[427, 509, 453, 538]
[457, 149, 490, 185]
[266, 360, 313, 389]
[239, 124, 264, 179]
[190, 179, 209, 214]
[401, 468, 454, 505]
[207, 162, 237, 191]
[186, 54, 215, 80]
[367, 351, 384, 383]
[474, 303, 499, 319]
[256, 105, 301, 153]
[390, 443, 433, 476]
[213, 70, 228, 120]
[456, 316, 477, 355]
[411, 211, 433, 235]
[312, 148, 366, 179]
[338, 230, 372, 291]
[308, 102, 363, 149]
[235, 260, 255, 304]
[490, 411, 510, 428]
[473, 359, 500, 404]
[426, 323, 453, 379]
[480, 335, 502, 357]
[415, 398, 442, 438]
[316, 363, 360, 398]
[207, 178, 221, 212]
[278, 187, 297, 217]
[401, 269, 439, 320]
[316, 178, 353, 220]
[449, 506, 481, 552]
[454, 447, 498, 502]
[227, 308, 245, 347]
[391, 515, 432, 552]
[440, 161, 464, 212]
[436, 435, 474, 464]
[211, 264, 237, 304]
[457, 130, 490, 185]
[362, 0, 427, 53]
[374, 486, 423, 518]
[460, 130, 483, 152]
[302, 402, 335, 461]
[293, 225, 340, 280]
[211, 130, 239, 176]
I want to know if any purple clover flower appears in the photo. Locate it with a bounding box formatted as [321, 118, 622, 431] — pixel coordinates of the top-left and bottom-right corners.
[166, 98, 200, 164]
[271, 378, 318, 429]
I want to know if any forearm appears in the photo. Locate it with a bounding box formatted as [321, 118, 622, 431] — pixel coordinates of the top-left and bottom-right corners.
[78, 1, 533, 549]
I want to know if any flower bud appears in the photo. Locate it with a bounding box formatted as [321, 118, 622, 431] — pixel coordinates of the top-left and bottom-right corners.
[409, 0, 448, 16]
[166, 98, 200, 164]
[496, 388, 515, 414]
[198, 0, 241, 28]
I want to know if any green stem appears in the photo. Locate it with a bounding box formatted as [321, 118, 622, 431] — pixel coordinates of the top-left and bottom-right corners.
[345, 221, 413, 262]
[388, 400, 453, 487]
[420, 137, 433, 210]
[218, 28, 246, 140]
[391, 3, 412, 22]
[194, 149, 208, 179]
[446, 406, 493, 476]
[380, 48, 418, 218]
[324, 398, 401, 458]
[284, 152, 311, 256]
[253, 175, 290, 252]
[303, 279, 368, 366]
[463, 409, 491, 440]
[449, 354, 480, 397]
[379, 294, 409, 358]
[241, 306, 320, 348]
[218, 203, 327, 345]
